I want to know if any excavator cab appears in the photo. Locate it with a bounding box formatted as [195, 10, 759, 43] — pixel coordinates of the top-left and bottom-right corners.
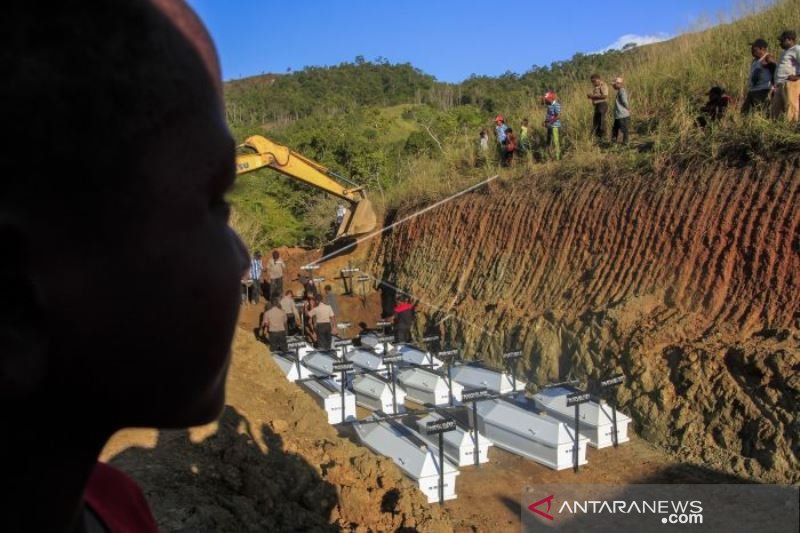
[335, 190, 377, 239]
[235, 135, 377, 239]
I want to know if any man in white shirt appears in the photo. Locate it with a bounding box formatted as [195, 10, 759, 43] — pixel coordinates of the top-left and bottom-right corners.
[267, 250, 287, 301]
[770, 30, 800, 121]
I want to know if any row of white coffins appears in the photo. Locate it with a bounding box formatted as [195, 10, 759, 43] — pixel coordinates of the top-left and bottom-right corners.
[273, 343, 630, 447]
[270, 340, 631, 503]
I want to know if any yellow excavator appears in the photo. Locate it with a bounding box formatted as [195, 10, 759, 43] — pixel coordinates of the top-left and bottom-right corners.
[235, 135, 377, 239]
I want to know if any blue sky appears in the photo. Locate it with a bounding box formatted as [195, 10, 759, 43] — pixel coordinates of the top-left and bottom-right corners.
[188, 0, 741, 83]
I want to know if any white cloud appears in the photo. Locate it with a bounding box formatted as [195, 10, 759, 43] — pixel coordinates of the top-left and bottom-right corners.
[593, 33, 672, 54]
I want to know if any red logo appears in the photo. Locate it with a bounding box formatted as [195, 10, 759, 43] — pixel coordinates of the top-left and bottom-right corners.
[528, 494, 555, 521]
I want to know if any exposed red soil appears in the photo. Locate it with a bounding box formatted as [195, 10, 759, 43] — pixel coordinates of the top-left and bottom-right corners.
[377, 160, 800, 483]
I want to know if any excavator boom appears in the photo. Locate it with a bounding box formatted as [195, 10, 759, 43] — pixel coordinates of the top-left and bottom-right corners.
[235, 135, 377, 239]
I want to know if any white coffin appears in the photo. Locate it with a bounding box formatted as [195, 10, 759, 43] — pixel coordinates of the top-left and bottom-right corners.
[302, 351, 343, 383]
[532, 387, 632, 448]
[450, 364, 526, 395]
[345, 348, 387, 374]
[398, 367, 463, 405]
[354, 419, 459, 503]
[417, 413, 492, 467]
[351, 373, 406, 414]
[271, 353, 314, 382]
[396, 344, 443, 369]
[471, 399, 588, 470]
[299, 378, 356, 424]
[360, 332, 394, 354]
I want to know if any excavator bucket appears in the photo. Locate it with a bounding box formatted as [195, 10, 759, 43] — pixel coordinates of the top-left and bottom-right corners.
[336, 197, 377, 239]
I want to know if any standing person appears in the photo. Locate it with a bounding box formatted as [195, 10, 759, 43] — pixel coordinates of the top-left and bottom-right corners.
[543, 91, 562, 161]
[588, 74, 609, 141]
[310, 294, 337, 350]
[241, 269, 251, 304]
[477, 129, 490, 166]
[611, 77, 631, 146]
[299, 271, 319, 300]
[280, 290, 301, 335]
[494, 115, 508, 159]
[770, 30, 800, 121]
[0, 1, 250, 531]
[335, 203, 346, 226]
[479, 129, 490, 152]
[323, 284, 341, 318]
[267, 250, 286, 301]
[302, 292, 318, 344]
[262, 299, 289, 352]
[742, 38, 775, 114]
[502, 128, 517, 167]
[249, 251, 263, 304]
[519, 118, 530, 156]
[393, 296, 416, 343]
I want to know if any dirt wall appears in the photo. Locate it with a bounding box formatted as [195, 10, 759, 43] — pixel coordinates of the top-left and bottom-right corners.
[377, 160, 800, 483]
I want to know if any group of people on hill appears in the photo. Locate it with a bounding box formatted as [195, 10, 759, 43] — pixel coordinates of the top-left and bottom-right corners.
[698, 30, 800, 126]
[482, 29, 800, 163]
[479, 75, 630, 165]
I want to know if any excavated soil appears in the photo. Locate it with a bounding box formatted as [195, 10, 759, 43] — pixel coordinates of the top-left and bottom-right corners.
[377, 159, 800, 484]
[101, 159, 799, 530]
[102, 326, 451, 532]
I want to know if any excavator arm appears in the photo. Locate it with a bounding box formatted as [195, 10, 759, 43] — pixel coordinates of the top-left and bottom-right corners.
[235, 135, 377, 239]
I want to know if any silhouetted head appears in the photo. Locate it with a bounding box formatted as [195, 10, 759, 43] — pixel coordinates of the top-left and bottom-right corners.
[1, 0, 248, 429]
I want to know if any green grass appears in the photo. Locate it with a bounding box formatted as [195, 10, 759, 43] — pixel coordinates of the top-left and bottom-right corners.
[225, 0, 800, 249]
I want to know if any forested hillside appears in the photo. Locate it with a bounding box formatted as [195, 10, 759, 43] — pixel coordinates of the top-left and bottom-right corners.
[225, 0, 800, 251]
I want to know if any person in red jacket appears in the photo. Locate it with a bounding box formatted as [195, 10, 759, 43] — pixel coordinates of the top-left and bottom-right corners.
[1, 1, 248, 531]
[393, 296, 417, 343]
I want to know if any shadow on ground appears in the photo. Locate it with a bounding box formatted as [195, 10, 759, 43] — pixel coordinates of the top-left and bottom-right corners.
[109, 406, 339, 532]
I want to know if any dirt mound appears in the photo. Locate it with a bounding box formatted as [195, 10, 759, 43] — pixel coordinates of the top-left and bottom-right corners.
[103, 328, 452, 532]
[376, 159, 800, 483]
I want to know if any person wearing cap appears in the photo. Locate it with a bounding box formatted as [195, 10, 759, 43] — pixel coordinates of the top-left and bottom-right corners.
[770, 30, 800, 121]
[542, 91, 562, 161]
[611, 77, 631, 146]
[587, 74, 609, 141]
[742, 38, 775, 114]
[494, 115, 509, 160]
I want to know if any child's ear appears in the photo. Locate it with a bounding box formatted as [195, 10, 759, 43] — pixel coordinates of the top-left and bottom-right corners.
[0, 224, 48, 398]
